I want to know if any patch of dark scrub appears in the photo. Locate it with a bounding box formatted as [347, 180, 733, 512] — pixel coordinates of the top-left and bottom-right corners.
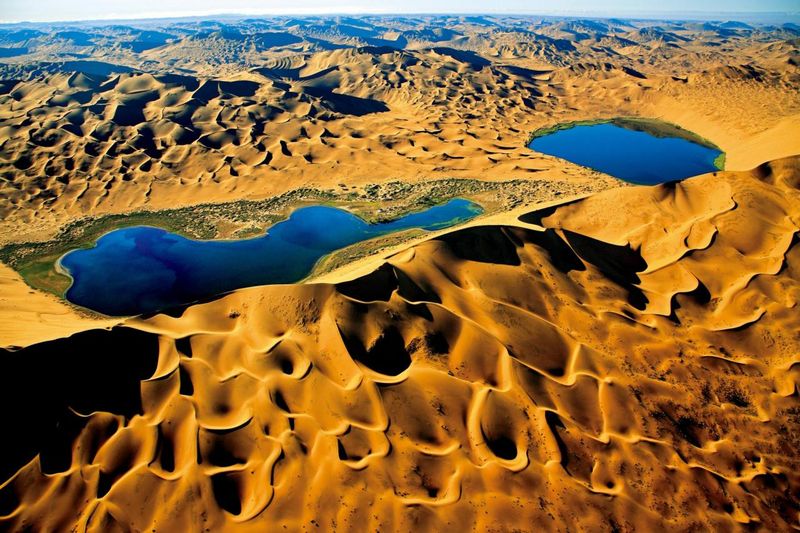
[699, 355, 762, 377]
[654, 405, 719, 448]
[717, 381, 750, 408]
[741, 472, 799, 524]
[675, 416, 704, 447]
[408, 331, 450, 356]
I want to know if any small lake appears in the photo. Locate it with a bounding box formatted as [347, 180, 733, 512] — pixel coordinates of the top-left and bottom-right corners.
[60, 199, 483, 316]
[529, 122, 723, 184]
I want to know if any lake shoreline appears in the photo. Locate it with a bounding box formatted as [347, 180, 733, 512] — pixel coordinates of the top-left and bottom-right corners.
[59, 199, 484, 316]
[1, 177, 611, 303]
[529, 120, 725, 184]
[528, 116, 725, 160]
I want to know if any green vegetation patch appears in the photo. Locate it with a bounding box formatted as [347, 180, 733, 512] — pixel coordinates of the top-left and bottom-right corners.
[713, 152, 726, 170]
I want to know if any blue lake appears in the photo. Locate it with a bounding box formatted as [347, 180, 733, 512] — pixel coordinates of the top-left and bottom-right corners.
[60, 199, 483, 316]
[528, 122, 723, 184]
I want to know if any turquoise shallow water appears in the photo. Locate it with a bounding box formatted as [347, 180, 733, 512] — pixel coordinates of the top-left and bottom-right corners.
[60, 199, 483, 316]
[529, 122, 722, 184]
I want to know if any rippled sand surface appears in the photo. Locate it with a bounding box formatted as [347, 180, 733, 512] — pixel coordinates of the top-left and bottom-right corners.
[2, 158, 799, 531]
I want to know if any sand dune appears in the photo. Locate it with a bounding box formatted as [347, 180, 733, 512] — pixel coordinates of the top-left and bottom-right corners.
[2, 158, 798, 531]
[1, 15, 799, 531]
[0, 263, 118, 348]
[2, 17, 799, 243]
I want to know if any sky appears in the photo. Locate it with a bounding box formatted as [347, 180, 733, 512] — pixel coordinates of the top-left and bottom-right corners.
[1, 0, 798, 24]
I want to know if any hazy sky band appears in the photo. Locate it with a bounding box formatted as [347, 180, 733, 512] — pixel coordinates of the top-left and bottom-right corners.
[1, 0, 798, 24]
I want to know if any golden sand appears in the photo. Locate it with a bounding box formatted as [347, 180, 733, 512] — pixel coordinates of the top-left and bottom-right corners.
[1, 158, 799, 530]
[1, 16, 799, 531]
[2, 25, 798, 244]
[0, 263, 118, 348]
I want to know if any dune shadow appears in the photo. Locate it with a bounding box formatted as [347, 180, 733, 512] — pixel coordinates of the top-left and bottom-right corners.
[338, 325, 411, 377]
[432, 47, 490, 68]
[518, 198, 584, 226]
[0, 327, 159, 482]
[61, 60, 135, 76]
[304, 86, 388, 116]
[562, 229, 649, 309]
[435, 226, 521, 266]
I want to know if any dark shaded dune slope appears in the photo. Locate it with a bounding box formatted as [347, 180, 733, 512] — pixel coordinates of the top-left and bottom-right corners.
[1, 158, 800, 531]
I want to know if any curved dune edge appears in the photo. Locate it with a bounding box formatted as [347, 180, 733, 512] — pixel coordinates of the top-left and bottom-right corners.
[0, 263, 119, 348]
[3, 28, 799, 244]
[2, 157, 800, 531]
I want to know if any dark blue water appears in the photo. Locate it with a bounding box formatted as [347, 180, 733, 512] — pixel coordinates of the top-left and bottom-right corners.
[60, 199, 483, 316]
[529, 123, 722, 184]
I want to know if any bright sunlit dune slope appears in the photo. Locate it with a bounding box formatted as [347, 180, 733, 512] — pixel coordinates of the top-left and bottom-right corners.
[0, 263, 119, 348]
[1, 157, 799, 531]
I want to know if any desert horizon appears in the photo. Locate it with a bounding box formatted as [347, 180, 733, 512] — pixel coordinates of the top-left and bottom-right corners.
[0, 5, 798, 531]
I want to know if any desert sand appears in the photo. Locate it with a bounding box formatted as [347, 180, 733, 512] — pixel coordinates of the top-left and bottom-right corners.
[0, 263, 118, 347]
[1, 16, 799, 343]
[1, 17, 799, 245]
[1, 14, 800, 532]
[1, 157, 799, 530]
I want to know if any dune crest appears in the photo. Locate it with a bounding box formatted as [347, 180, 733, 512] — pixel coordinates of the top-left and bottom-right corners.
[2, 17, 799, 243]
[2, 158, 799, 531]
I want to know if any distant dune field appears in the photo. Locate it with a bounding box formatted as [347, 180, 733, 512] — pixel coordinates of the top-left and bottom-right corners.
[1, 17, 798, 245]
